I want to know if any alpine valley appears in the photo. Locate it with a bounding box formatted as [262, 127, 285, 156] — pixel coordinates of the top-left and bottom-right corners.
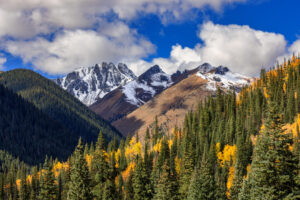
[0, 1, 299, 200]
[56, 62, 252, 136]
[1, 55, 300, 200]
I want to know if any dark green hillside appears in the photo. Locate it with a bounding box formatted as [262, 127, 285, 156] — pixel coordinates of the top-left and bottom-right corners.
[0, 84, 77, 164]
[0, 69, 121, 143]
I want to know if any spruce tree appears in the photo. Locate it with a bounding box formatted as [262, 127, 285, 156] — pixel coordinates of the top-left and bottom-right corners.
[30, 167, 40, 200]
[67, 139, 92, 200]
[245, 101, 299, 199]
[154, 161, 175, 200]
[91, 132, 109, 199]
[102, 179, 116, 200]
[18, 168, 28, 200]
[133, 156, 151, 200]
[187, 157, 215, 200]
[38, 157, 57, 200]
[125, 170, 134, 200]
[118, 173, 124, 200]
[179, 143, 194, 199]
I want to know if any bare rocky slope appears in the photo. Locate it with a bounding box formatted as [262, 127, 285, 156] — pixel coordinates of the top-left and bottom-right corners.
[112, 64, 252, 137]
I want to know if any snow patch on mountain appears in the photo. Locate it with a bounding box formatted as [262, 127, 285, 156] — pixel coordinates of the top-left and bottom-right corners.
[122, 65, 173, 106]
[196, 64, 250, 91]
[123, 81, 156, 106]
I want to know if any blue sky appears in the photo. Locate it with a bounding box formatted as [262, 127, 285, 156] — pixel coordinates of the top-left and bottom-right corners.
[0, 0, 299, 78]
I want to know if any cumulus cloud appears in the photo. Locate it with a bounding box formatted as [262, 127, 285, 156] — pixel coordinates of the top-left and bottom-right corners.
[130, 22, 289, 77]
[126, 45, 203, 75]
[0, 0, 247, 75]
[277, 39, 300, 63]
[0, 0, 247, 38]
[198, 22, 287, 76]
[5, 28, 155, 74]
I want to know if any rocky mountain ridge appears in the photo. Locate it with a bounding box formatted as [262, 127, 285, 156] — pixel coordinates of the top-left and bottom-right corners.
[55, 62, 136, 105]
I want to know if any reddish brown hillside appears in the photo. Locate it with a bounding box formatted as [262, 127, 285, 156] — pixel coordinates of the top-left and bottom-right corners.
[89, 88, 138, 122]
[112, 74, 213, 137]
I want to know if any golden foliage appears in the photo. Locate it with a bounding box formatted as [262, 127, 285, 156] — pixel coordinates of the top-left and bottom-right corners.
[52, 161, 70, 177]
[121, 162, 135, 182]
[216, 143, 237, 198]
[125, 137, 141, 161]
[283, 114, 300, 151]
[152, 137, 173, 153]
[16, 179, 21, 190]
[26, 175, 32, 185]
[175, 156, 181, 174]
[168, 140, 173, 149]
[216, 143, 236, 167]
[263, 87, 269, 99]
[85, 154, 93, 171]
[227, 166, 235, 198]
[244, 164, 251, 179]
[153, 139, 162, 153]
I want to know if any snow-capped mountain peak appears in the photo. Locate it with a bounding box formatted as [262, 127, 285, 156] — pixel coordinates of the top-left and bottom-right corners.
[122, 65, 173, 106]
[196, 64, 251, 91]
[197, 63, 214, 73]
[55, 62, 136, 105]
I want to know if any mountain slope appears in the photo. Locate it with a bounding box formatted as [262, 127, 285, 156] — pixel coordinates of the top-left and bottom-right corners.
[90, 65, 174, 122]
[55, 63, 136, 105]
[0, 83, 78, 164]
[113, 64, 252, 136]
[0, 69, 122, 143]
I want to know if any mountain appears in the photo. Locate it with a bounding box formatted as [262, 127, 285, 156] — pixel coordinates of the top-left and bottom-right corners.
[55, 62, 136, 105]
[0, 83, 78, 164]
[90, 65, 174, 122]
[112, 63, 252, 136]
[0, 69, 122, 145]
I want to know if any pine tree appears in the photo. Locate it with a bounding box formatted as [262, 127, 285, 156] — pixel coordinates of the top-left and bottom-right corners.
[118, 173, 124, 200]
[91, 132, 109, 199]
[102, 179, 116, 200]
[133, 156, 151, 200]
[154, 161, 175, 200]
[57, 174, 63, 200]
[124, 170, 134, 200]
[179, 143, 194, 199]
[245, 101, 299, 199]
[187, 157, 215, 200]
[157, 138, 170, 171]
[7, 164, 17, 200]
[119, 140, 127, 171]
[30, 167, 40, 200]
[67, 139, 92, 200]
[18, 168, 29, 200]
[103, 152, 118, 200]
[38, 157, 57, 200]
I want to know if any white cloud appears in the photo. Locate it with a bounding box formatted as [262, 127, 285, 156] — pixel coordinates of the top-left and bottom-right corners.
[130, 22, 288, 77]
[0, 0, 247, 75]
[126, 45, 203, 75]
[277, 39, 300, 63]
[5, 28, 155, 75]
[0, 0, 247, 38]
[198, 22, 287, 76]
[0, 56, 6, 70]
[288, 39, 300, 54]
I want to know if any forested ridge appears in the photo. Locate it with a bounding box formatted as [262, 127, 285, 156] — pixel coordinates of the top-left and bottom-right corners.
[0, 69, 121, 144]
[0, 56, 300, 199]
[0, 84, 77, 164]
